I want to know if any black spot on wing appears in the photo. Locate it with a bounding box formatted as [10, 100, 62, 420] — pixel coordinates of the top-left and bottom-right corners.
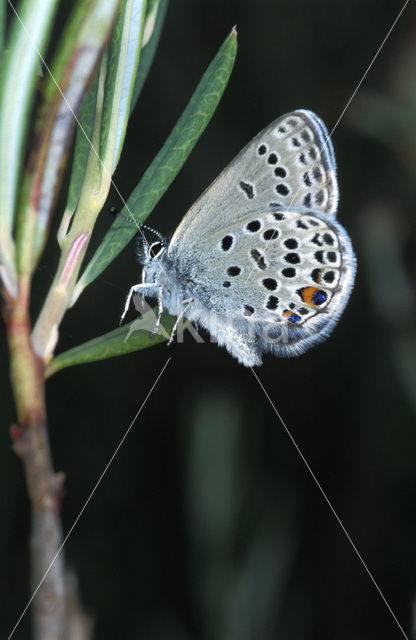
[250, 249, 266, 270]
[221, 235, 233, 251]
[246, 220, 261, 232]
[239, 181, 255, 199]
[266, 295, 279, 310]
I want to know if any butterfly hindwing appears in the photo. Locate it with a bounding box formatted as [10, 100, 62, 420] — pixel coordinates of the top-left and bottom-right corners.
[172, 207, 355, 358]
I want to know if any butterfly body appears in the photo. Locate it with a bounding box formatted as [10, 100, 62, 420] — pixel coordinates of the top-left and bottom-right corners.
[124, 110, 356, 366]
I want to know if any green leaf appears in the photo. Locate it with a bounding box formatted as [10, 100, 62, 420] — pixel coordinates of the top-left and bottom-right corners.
[100, 0, 148, 173]
[65, 72, 100, 219]
[130, 0, 169, 112]
[0, 0, 5, 56]
[0, 0, 59, 226]
[15, 0, 122, 273]
[73, 27, 237, 300]
[57, 14, 109, 241]
[59, 0, 147, 243]
[45, 309, 175, 377]
[0, 0, 59, 293]
[65, 0, 156, 219]
[43, 0, 107, 103]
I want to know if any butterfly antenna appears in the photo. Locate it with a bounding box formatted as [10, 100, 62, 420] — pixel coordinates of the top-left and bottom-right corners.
[110, 207, 136, 225]
[110, 208, 164, 245]
[141, 224, 164, 242]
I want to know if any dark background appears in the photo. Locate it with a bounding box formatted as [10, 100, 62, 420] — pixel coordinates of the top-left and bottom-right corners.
[2, 1, 416, 638]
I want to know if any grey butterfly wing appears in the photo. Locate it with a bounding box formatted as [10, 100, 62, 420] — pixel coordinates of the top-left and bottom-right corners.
[156, 109, 354, 365]
[172, 207, 355, 364]
[169, 109, 338, 253]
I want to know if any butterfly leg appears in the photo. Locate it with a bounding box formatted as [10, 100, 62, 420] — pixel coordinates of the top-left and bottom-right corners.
[167, 298, 193, 346]
[149, 285, 164, 338]
[120, 283, 159, 324]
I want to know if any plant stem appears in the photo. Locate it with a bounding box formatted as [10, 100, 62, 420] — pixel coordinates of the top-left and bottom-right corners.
[5, 283, 66, 640]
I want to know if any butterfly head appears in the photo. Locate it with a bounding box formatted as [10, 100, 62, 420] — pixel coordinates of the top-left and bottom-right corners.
[137, 225, 168, 265]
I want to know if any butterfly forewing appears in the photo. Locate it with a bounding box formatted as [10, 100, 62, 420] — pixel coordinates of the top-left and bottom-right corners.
[169, 110, 338, 256]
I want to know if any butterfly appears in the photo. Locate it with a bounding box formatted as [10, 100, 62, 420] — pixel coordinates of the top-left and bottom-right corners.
[122, 109, 356, 366]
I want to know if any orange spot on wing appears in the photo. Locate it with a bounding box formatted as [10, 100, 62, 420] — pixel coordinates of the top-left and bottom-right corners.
[300, 286, 322, 305]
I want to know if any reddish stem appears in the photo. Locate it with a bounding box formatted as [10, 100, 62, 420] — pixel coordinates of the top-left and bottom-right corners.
[5, 283, 66, 640]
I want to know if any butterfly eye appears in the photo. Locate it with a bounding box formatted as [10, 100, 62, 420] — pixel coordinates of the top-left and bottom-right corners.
[149, 241, 165, 259]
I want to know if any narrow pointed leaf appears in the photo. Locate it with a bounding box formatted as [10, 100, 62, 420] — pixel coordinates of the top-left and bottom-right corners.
[0, 0, 59, 292]
[130, 0, 169, 112]
[65, 72, 100, 217]
[45, 309, 175, 377]
[0, 0, 59, 226]
[74, 27, 237, 297]
[100, 0, 147, 173]
[59, 0, 146, 243]
[0, 0, 5, 55]
[64, 0, 165, 235]
[27, 0, 122, 267]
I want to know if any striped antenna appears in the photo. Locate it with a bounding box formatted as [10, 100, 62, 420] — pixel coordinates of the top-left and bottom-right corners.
[110, 208, 163, 243]
[141, 224, 164, 242]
